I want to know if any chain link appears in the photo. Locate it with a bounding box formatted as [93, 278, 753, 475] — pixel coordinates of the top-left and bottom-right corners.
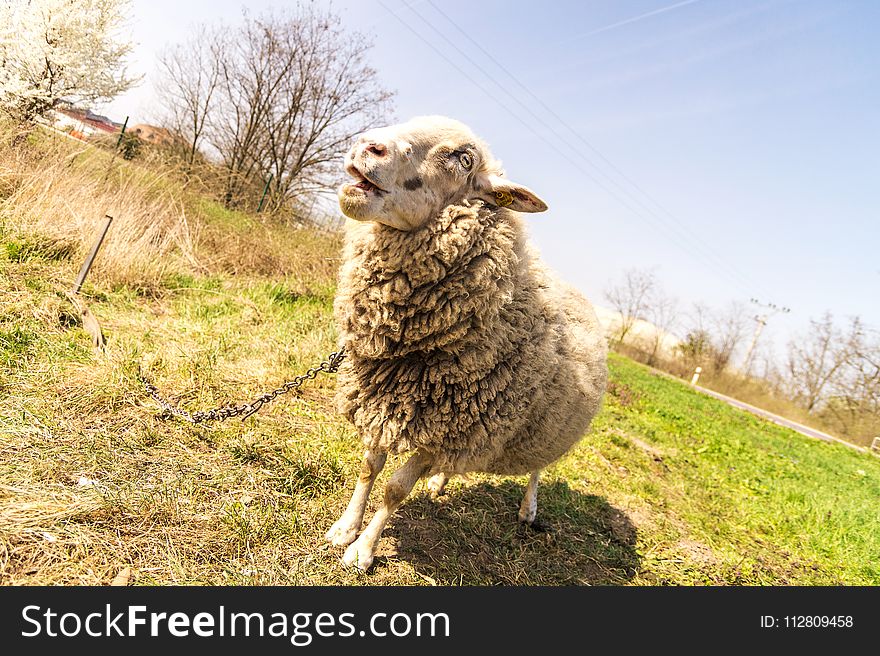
[140, 348, 346, 424]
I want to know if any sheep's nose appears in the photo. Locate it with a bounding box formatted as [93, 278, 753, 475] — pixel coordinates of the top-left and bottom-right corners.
[362, 142, 387, 157]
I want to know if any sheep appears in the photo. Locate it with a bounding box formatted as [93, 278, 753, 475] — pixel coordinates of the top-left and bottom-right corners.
[326, 115, 607, 571]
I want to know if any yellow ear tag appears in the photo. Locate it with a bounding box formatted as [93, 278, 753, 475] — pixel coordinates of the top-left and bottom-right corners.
[495, 190, 513, 207]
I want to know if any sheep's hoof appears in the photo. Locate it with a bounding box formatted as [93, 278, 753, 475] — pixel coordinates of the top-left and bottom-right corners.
[519, 517, 552, 533]
[428, 486, 447, 501]
[324, 519, 359, 547]
[517, 506, 537, 525]
[427, 472, 448, 499]
[342, 540, 375, 572]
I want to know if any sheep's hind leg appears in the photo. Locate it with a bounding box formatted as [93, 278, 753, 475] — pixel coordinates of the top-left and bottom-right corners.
[343, 449, 433, 571]
[427, 472, 449, 499]
[325, 450, 387, 547]
[518, 470, 541, 525]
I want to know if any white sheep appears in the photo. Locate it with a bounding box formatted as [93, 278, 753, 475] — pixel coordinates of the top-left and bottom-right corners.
[326, 116, 607, 571]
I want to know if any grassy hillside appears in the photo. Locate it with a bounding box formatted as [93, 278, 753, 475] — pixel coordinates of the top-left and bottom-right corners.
[1, 129, 878, 586]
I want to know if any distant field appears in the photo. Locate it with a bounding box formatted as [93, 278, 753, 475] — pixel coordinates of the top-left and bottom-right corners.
[1, 129, 878, 585]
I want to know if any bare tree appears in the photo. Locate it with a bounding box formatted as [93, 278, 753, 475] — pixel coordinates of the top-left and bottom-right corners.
[709, 301, 748, 374]
[210, 17, 281, 207]
[604, 268, 656, 347]
[857, 332, 880, 418]
[155, 25, 223, 166]
[685, 301, 712, 336]
[819, 326, 880, 440]
[257, 13, 392, 207]
[157, 5, 394, 211]
[644, 290, 679, 366]
[753, 339, 780, 382]
[785, 313, 863, 413]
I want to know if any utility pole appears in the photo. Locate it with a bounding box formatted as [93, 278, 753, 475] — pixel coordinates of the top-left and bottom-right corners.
[742, 298, 790, 376]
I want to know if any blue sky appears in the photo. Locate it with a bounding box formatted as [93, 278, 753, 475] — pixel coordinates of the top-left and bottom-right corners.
[102, 0, 880, 360]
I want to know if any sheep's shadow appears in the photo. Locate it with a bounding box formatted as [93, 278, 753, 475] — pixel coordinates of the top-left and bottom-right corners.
[382, 479, 640, 585]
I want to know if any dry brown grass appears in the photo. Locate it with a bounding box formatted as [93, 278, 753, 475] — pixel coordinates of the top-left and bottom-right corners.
[1, 126, 199, 289]
[0, 122, 342, 294]
[191, 197, 342, 282]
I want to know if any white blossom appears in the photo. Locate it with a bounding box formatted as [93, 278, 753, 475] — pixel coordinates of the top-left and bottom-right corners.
[0, 0, 139, 121]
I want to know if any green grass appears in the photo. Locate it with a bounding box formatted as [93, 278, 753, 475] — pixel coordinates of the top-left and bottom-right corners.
[580, 355, 880, 584]
[1, 213, 879, 585]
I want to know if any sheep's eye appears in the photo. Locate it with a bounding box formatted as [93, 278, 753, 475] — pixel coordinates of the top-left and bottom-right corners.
[459, 152, 473, 170]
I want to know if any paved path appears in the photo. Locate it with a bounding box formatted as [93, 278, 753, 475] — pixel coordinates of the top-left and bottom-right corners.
[692, 384, 868, 454]
[640, 362, 872, 454]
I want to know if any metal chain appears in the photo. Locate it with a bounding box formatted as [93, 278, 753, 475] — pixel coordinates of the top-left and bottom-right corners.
[140, 348, 346, 424]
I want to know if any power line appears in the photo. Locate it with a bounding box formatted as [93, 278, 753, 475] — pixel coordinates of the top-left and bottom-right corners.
[388, 0, 772, 300]
[420, 0, 771, 299]
[377, 0, 708, 264]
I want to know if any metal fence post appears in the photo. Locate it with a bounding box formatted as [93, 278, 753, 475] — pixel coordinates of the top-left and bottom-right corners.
[72, 215, 113, 295]
[257, 174, 273, 213]
[115, 116, 129, 149]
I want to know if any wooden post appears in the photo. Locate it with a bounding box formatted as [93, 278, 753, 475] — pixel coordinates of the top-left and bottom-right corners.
[690, 366, 702, 386]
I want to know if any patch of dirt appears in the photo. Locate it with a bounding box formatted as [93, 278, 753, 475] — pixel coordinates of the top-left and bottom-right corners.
[605, 507, 637, 544]
[626, 435, 665, 460]
[675, 539, 719, 566]
[622, 505, 656, 531]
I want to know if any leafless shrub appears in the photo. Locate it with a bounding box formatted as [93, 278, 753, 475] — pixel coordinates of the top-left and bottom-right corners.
[156, 25, 223, 169]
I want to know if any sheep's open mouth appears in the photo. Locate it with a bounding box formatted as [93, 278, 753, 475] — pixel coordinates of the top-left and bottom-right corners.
[346, 165, 387, 194]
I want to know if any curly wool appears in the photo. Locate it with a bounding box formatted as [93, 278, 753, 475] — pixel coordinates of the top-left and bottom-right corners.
[334, 201, 607, 474]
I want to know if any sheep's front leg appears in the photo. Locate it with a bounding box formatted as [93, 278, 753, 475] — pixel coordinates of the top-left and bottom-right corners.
[343, 449, 433, 571]
[518, 470, 541, 524]
[325, 450, 387, 547]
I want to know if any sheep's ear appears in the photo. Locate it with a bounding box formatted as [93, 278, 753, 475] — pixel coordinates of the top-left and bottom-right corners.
[475, 173, 548, 213]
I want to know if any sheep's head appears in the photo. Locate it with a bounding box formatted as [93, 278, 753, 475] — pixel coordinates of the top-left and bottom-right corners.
[338, 115, 547, 230]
